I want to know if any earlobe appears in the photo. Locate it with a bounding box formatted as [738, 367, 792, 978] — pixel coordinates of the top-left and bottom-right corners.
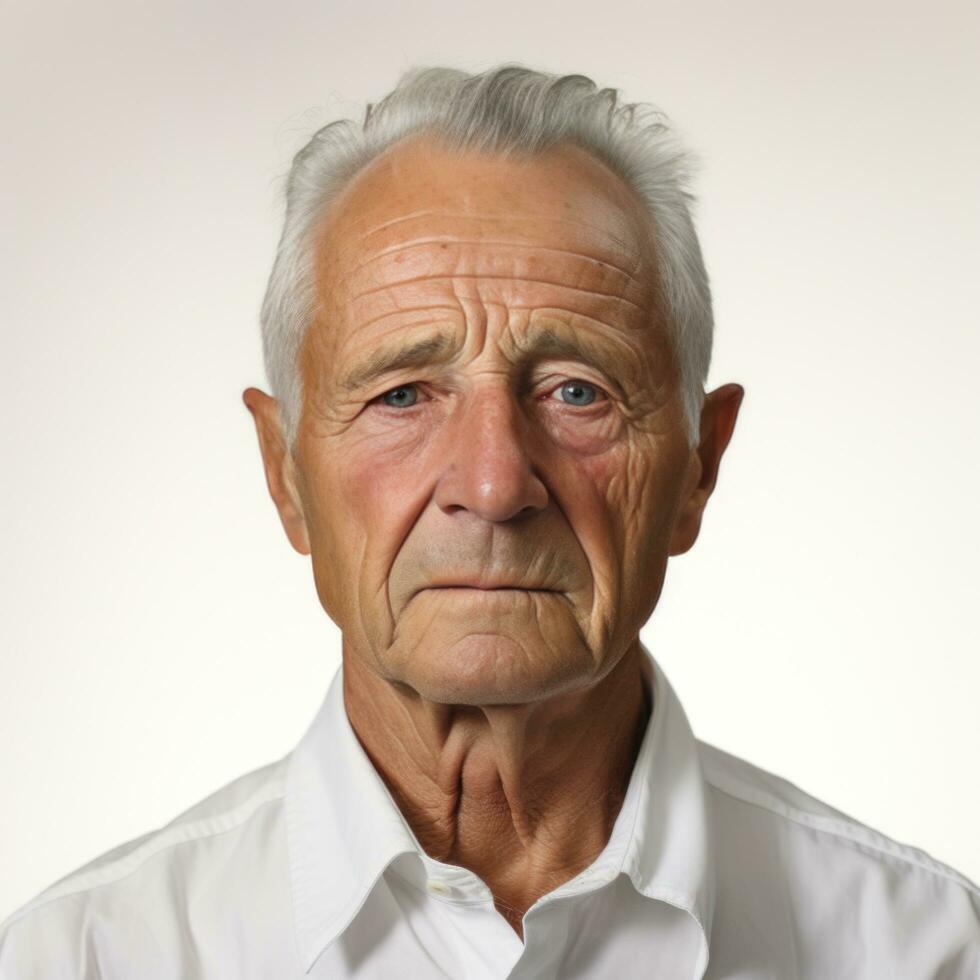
[667, 454, 705, 556]
[241, 387, 312, 556]
[277, 452, 312, 557]
[667, 383, 745, 557]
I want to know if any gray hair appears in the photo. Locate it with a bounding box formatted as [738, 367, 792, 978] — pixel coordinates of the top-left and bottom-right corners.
[259, 64, 713, 453]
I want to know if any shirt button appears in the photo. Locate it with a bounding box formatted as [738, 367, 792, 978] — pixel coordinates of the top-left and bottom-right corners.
[425, 878, 454, 897]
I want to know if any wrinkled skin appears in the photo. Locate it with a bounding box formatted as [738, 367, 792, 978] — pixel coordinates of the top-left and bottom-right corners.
[244, 133, 743, 937]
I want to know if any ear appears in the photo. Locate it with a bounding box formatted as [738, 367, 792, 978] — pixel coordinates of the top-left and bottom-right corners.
[241, 387, 311, 556]
[668, 383, 745, 556]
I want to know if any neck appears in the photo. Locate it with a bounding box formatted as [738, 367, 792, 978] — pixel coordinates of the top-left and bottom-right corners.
[342, 640, 653, 939]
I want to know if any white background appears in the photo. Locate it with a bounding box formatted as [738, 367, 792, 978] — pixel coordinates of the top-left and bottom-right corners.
[2, 0, 978, 917]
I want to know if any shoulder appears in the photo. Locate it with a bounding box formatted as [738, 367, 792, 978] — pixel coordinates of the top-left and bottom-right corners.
[697, 739, 980, 975]
[0, 757, 289, 978]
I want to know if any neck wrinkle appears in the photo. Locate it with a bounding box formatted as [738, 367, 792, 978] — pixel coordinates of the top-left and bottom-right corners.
[342, 640, 653, 913]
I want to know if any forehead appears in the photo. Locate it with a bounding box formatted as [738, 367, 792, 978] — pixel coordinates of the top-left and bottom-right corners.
[315, 133, 656, 280]
[306, 134, 665, 382]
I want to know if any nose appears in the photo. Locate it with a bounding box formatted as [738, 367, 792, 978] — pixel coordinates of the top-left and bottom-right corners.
[433, 382, 549, 523]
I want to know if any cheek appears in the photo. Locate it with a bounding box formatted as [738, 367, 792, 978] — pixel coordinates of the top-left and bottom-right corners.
[298, 447, 394, 625]
[589, 437, 687, 571]
[339, 426, 428, 523]
[322, 434, 429, 600]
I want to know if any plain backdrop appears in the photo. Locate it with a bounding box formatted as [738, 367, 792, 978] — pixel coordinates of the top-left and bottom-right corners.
[2, 0, 978, 917]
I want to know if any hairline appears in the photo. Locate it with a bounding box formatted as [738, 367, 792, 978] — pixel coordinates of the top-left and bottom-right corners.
[259, 67, 712, 456]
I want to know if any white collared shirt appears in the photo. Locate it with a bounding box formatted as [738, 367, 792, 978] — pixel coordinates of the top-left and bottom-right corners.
[2, 644, 978, 979]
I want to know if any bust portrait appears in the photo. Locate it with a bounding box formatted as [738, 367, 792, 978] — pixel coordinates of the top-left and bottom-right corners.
[243, 67, 742, 937]
[1, 64, 977, 980]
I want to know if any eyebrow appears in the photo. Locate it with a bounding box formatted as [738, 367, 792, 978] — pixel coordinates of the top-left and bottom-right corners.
[339, 333, 458, 393]
[338, 327, 633, 395]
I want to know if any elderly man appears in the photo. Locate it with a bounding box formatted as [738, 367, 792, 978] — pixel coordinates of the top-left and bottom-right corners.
[2, 65, 978, 980]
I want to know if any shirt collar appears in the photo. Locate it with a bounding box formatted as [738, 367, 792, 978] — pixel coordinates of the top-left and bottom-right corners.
[285, 640, 716, 976]
[623, 645, 716, 976]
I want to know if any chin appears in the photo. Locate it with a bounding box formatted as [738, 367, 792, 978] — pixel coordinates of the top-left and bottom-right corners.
[392, 631, 592, 706]
[383, 589, 596, 704]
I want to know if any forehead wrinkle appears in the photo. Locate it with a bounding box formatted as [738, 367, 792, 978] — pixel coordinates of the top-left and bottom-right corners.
[350, 273, 649, 317]
[337, 241, 658, 339]
[345, 304, 465, 335]
[356, 239, 642, 283]
[346, 281, 653, 349]
[346, 208, 640, 259]
[341, 237, 651, 304]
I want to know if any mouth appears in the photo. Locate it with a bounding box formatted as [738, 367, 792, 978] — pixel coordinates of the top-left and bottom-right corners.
[435, 586, 546, 591]
[407, 583, 569, 610]
[417, 583, 559, 597]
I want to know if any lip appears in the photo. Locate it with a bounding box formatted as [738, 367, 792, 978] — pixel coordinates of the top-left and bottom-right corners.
[424, 580, 555, 591]
[409, 583, 565, 606]
[431, 586, 548, 591]
[416, 582, 559, 598]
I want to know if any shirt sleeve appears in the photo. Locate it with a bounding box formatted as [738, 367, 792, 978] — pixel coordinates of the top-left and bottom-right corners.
[931, 880, 980, 979]
[0, 897, 89, 980]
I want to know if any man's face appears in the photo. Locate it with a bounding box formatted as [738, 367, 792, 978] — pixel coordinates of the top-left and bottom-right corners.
[279, 134, 703, 705]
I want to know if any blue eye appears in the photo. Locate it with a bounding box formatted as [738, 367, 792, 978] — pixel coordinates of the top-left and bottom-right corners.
[374, 379, 604, 412]
[557, 380, 599, 406]
[380, 384, 419, 408]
